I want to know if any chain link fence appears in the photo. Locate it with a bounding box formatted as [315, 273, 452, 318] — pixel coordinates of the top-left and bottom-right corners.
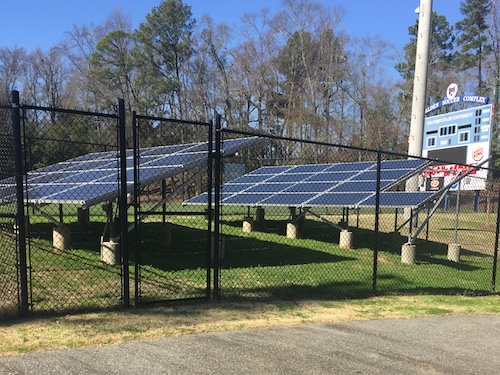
[216, 130, 500, 300]
[131, 114, 212, 304]
[1, 95, 500, 320]
[21, 105, 125, 313]
[0, 105, 20, 319]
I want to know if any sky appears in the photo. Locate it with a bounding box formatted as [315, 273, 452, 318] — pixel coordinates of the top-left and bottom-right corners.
[1, 0, 463, 52]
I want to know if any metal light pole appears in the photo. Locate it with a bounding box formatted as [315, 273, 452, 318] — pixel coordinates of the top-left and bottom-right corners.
[404, 0, 433, 232]
[406, 0, 433, 191]
[407, 0, 433, 159]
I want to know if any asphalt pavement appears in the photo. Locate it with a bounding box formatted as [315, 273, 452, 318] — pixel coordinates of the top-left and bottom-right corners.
[1, 314, 499, 374]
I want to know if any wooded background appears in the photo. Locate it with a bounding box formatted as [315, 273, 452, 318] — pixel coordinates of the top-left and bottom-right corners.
[1, 0, 498, 163]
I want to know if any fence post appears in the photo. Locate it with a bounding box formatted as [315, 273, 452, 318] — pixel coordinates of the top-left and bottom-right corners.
[372, 151, 381, 293]
[206, 119, 213, 299]
[491, 189, 500, 292]
[132, 110, 140, 304]
[213, 114, 222, 300]
[118, 99, 130, 308]
[11, 90, 29, 315]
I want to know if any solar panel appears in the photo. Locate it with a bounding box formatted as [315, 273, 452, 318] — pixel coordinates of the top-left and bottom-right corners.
[184, 159, 436, 209]
[0, 137, 260, 208]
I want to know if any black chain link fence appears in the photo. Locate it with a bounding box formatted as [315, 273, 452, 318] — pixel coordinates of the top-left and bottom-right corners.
[1, 96, 499, 320]
[21, 105, 124, 314]
[0, 105, 19, 319]
[216, 130, 500, 300]
[131, 114, 212, 304]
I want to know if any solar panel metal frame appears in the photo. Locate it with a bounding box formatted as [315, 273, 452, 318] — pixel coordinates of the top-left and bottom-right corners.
[0, 137, 261, 208]
[184, 159, 438, 209]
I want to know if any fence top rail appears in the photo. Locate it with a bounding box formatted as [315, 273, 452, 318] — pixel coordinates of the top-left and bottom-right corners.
[22, 104, 119, 119]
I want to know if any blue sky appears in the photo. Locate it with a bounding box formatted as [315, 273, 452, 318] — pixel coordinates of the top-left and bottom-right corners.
[1, 0, 462, 52]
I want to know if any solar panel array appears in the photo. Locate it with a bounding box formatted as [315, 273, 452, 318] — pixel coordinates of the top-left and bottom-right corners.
[185, 159, 438, 209]
[0, 137, 260, 208]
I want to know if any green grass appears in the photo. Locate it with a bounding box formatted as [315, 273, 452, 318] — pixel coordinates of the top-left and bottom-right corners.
[2, 203, 499, 316]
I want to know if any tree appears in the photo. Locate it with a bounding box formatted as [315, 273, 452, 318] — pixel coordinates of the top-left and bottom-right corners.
[271, 0, 347, 149]
[134, 0, 195, 118]
[196, 15, 234, 123]
[23, 47, 68, 109]
[61, 9, 133, 110]
[454, 0, 493, 95]
[396, 12, 455, 107]
[344, 36, 400, 154]
[0, 47, 26, 103]
[90, 29, 139, 112]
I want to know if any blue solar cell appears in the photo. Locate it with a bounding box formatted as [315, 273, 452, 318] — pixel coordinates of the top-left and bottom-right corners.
[72, 152, 116, 162]
[218, 184, 252, 193]
[359, 192, 436, 208]
[330, 181, 380, 192]
[28, 172, 73, 184]
[141, 144, 185, 156]
[142, 156, 184, 167]
[41, 183, 118, 204]
[260, 193, 317, 206]
[55, 170, 113, 183]
[380, 159, 427, 170]
[223, 193, 272, 205]
[288, 164, 333, 173]
[245, 183, 293, 193]
[307, 172, 355, 182]
[284, 182, 338, 193]
[306, 192, 372, 206]
[267, 173, 315, 183]
[326, 162, 374, 172]
[0, 137, 260, 207]
[352, 169, 411, 181]
[184, 192, 210, 204]
[192, 158, 432, 208]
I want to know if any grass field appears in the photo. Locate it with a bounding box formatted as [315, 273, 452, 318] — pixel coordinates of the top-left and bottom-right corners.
[1, 202, 498, 318]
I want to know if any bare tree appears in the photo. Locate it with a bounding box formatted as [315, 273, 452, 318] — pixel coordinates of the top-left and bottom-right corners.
[61, 8, 133, 110]
[0, 47, 26, 103]
[23, 47, 68, 109]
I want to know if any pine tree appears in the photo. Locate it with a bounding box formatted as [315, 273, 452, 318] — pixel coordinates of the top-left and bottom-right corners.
[454, 0, 493, 95]
[134, 0, 195, 118]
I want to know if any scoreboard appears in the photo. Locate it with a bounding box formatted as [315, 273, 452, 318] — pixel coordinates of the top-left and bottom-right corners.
[421, 104, 493, 191]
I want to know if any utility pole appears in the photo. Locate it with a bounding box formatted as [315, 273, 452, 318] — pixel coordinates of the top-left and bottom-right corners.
[404, 0, 433, 233]
[406, 0, 433, 187]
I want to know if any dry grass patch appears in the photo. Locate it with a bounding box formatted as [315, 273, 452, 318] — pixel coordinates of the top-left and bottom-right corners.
[1, 294, 500, 356]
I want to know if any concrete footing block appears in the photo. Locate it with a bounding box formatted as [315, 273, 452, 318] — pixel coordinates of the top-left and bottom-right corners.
[447, 243, 461, 262]
[101, 241, 120, 265]
[339, 230, 353, 249]
[242, 217, 254, 233]
[53, 225, 71, 252]
[286, 221, 298, 239]
[401, 243, 416, 264]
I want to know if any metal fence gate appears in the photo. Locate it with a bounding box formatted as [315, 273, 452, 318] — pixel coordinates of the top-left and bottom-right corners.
[19, 99, 126, 314]
[131, 113, 213, 304]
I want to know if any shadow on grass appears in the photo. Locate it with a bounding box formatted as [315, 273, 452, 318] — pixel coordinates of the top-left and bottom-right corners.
[136, 222, 354, 271]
